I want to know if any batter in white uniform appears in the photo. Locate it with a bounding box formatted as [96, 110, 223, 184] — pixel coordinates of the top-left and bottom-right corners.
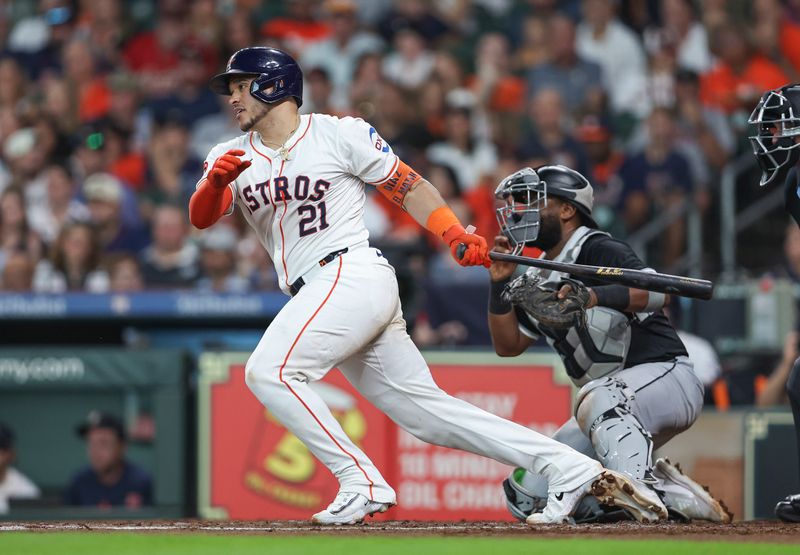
[189, 47, 666, 525]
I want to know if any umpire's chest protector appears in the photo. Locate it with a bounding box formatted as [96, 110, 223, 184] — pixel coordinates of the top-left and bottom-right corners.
[523, 227, 631, 386]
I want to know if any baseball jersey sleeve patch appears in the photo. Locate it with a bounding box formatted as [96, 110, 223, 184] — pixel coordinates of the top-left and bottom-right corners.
[369, 127, 392, 154]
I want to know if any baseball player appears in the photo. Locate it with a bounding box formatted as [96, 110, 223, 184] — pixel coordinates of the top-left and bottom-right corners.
[487, 165, 731, 523]
[749, 83, 800, 522]
[189, 46, 666, 525]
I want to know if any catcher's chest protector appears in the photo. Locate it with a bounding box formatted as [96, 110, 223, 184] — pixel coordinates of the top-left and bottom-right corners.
[524, 227, 631, 385]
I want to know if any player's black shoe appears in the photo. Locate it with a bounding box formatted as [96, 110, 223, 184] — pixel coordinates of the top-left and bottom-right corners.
[775, 494, 800, 523]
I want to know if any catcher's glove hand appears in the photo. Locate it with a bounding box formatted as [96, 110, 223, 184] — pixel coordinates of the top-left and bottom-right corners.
[502, 274, 590, 329]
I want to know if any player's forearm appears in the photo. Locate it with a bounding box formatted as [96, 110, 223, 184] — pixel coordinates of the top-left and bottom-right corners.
[189, 180, 233, 229]
[488, 312, 531, 357]
[756, 359, 793, 407]
[589, 285, 669, 313]
[402, 179, 448, 225]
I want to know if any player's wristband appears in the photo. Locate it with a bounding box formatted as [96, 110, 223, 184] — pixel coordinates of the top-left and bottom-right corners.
[489, 277, 513, 314]
[591, 285, 630, 311]
[426, 205, 462, 241]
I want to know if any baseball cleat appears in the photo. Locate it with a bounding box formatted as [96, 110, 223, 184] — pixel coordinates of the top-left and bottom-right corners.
[654, 458, 733, 523]
[311, 492, 392, 525]
[589, 470, 668, 523]
[775, 494, 800, 523]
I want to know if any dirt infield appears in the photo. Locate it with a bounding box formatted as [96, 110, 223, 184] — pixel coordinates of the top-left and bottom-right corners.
[2, 520, 799, 543]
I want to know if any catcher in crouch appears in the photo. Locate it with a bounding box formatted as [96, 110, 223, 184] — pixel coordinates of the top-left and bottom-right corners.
[487, 165, 731, 524]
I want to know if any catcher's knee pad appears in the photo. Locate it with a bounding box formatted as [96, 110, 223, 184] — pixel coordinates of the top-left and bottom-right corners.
[502, 468, 548, 521]
[575, 377, 655, 482]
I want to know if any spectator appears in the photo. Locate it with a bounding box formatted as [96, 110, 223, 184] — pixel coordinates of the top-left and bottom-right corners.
[196, 224, 249, 293]
[0, 423, 40, 515]
[6, 0, 77, 79]
[377, 0, 449, 44]
[140, 115, 202, 220]
[260, 0, 331, 56]
[751, 0, 800, 81]
[4, 127, 49, 207]
[381, 26, 435, 91]
[301, 0, 384, 110]
[27, 164, 90, 245]
[139, 204, 200, 289]
[511, 13, 549, 73]
[61, 37, 111, 123]
[349, 52, 385, 118]
[518, 88, 591, 178]
[65, 411, 153, 508]
[105, 71, 148, 153]
[221, 9, 259, 60]
[616, 107, 693, 268]
[0, 186, 44, 274]
[33, 221, 109, 293]
[1, 252, 36, 292]
[576, 0, 649, 118]
[0, 57, 26, 112]
[106, 253, 145, 292]
[700, 24, 788, 115]
[83, 172, 149, 254]
[643, 0, 713, 74]
[757, 331, 798, 406]
[575, 115, 624, 231]
[469, 33, 525, 120]
[122, 2, 214, 99]
[303, 67, 340, 116]
[526, 14, 604, 116]
[425, 92, 498, 192]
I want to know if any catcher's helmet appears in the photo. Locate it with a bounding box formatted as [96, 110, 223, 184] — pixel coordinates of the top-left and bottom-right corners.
[209, 47, 303, 108]
[749, 83, 800, 187]
[495, 164, 597, 250]
[502, 467, 547, 522]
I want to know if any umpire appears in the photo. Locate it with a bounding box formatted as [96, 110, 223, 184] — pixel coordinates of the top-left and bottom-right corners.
[487, 165, 730, 523]
[749, 83, 800, 522]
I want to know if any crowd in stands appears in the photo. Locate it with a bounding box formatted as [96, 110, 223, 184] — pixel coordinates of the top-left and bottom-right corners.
[0, 0, 796, 302]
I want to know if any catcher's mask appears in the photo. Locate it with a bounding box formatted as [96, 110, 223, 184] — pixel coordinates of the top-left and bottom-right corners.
[748, 83, 800, 187]
[494, 167, 544, 253]
[495, 165, 596, 252]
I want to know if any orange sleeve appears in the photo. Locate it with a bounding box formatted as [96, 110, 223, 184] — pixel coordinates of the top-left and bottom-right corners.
[189, 180, 233, 229]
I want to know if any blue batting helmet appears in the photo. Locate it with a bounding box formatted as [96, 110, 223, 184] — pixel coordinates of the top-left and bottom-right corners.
[209, 47, 303, 108]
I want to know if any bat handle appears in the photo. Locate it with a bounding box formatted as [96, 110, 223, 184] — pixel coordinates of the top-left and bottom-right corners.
[455, 225, 477, 260]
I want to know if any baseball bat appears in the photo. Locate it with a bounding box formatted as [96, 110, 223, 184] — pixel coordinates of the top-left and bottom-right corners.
[456, 244, 713, 300]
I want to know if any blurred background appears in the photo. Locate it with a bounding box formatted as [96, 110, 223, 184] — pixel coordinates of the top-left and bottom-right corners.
[0, 0, 798, 523]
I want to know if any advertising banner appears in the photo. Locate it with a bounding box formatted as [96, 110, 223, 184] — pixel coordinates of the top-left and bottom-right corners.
[198, 352, 572, 521]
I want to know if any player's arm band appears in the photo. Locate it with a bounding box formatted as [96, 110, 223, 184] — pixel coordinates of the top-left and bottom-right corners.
[376, 159, 422, 207]
[426, 205, 462, 240]
[489, 277, 513, 314]
[591, 285, 630, 311]
[644, 291, 666, 312]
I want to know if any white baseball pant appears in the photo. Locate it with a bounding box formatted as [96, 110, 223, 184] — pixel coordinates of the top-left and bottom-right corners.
[245, 246, 602, 503]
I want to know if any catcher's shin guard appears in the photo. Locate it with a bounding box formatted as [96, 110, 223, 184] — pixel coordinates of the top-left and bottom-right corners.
[575, 377, 656, 483]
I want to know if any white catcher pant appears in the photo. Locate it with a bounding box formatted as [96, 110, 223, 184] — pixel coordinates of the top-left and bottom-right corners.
[245, 247, 602, 503]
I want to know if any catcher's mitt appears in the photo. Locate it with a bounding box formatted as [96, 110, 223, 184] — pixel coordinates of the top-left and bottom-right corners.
[502, 274, 590, 329]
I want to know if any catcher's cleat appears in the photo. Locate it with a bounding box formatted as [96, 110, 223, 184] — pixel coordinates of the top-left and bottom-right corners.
[589, 470, 668, 523]
[653, 458, 733, 523]
[311, 492, 392, 525]
[526, 470, 666, 525]
[775, 493, 800, 523]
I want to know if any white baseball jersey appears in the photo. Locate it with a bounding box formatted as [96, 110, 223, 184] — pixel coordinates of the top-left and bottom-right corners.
[200, 114, 399, 294]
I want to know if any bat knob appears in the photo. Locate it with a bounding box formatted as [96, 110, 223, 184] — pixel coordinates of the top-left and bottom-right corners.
[456, 243, 467, 260]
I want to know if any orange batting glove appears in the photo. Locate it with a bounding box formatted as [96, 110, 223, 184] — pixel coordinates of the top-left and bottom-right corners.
[207, 149, 252, 189]
[443, 224, 491, 268]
